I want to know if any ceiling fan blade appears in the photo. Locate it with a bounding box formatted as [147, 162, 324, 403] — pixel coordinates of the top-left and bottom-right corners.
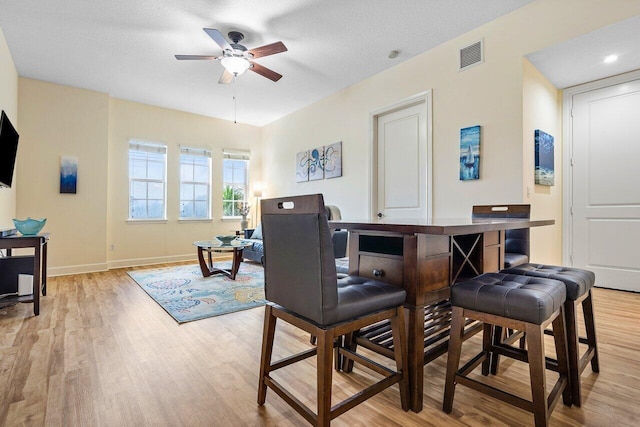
[204, 28, 232, 51]
[175, 55, 219, 60]
[249, 41, 288, 59]
[249, 61, 283, 82]
[218, 69, 234, 84]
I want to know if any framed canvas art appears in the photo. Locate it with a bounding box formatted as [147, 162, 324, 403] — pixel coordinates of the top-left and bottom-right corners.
[534, 129, 554, 186]
[308, 146, 324, 181]
[459, 125, 480, 181]
[295, 151, 309, 182]
[324, 141, 342, 179]
[60, 155, 78, 194]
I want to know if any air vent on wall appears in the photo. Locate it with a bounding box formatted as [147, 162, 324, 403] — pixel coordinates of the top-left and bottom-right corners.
[459, 40, 484, 71]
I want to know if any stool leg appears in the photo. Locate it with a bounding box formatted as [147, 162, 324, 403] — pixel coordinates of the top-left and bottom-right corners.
[341, 332, 357, 373]
[481, 322, 493, 376]
[489, 325, 503, 375]
[552, 306, 572, 407]
[582, 289, 600, 373]
[317, 328, 334, 427]
[258, 305, 277, 405]
[390, 307, 410, 411]
[443, 306, 465, 413]
[525, 322, 549, 427]
[564, 300, 582, 407]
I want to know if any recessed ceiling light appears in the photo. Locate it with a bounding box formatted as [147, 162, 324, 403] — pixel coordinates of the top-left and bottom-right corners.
[603, 54, 619, 64]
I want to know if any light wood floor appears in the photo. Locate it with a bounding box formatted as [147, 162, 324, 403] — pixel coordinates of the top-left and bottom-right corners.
[1, 263, 639, 426]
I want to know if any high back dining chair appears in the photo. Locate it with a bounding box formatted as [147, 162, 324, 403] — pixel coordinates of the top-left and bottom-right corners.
[472, 204, 531, 268]
[257, 194, 409, 426]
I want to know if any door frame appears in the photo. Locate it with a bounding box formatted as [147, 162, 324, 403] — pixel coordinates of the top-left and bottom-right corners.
[562, 69, 640, 264]
[369, 90, 433, 221]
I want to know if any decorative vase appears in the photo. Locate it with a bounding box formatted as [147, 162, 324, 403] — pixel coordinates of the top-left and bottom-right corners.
[240, 215, 249, 230]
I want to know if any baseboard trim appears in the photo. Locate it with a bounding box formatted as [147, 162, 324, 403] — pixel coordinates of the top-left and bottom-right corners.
[49, 263, 109, 277]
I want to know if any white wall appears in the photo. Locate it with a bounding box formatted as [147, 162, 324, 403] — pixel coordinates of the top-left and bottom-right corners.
[0, 26, 18, 227]
[261, 0, 640, 264]
[107, 98, 262, 269]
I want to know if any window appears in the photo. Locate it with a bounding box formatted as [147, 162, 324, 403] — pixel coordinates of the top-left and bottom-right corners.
[180, 147, 212, 219]
[129, 140, 167, 220]
[222, 150, 250, 217]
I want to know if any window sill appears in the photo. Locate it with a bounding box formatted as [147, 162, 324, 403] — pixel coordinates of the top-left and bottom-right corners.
[178, 218, 213, 223]
[221, 217, 242, 221]
[126, 219, 168, 224]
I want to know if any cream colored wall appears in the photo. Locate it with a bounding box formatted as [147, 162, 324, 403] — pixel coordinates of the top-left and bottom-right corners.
[262, 0, 640, 224]
[17, 78, 109, 274]
[107, 98, 262, 268]
[0, 27, 18, 226]
[523, 59, 562, 264]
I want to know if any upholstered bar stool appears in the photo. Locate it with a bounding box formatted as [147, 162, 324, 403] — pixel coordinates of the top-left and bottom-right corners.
[501, 263, 599, 407]
[443, 273, 571, 427]
[257, 194, 409, 426]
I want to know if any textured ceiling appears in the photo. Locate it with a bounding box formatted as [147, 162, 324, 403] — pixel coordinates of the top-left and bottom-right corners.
[0, 0, 534, 126]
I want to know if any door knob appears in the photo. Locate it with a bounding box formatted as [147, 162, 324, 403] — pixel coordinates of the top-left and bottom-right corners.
[377, 212, 384, 218]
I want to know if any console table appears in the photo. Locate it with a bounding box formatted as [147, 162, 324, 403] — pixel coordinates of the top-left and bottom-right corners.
[0, 233, 49, 315]
[328, 217, 554, 412]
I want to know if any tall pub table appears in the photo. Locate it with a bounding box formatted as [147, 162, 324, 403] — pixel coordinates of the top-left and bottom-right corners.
[0, 233, 49, 316]
[328, 217, 554, 412]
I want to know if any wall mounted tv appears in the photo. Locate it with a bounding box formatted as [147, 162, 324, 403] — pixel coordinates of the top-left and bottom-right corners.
[0, 110, 19, 188]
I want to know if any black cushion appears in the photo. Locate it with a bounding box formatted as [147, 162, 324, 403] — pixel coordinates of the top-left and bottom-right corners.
[504, 252, 529, 268]
[501, 263, 595, 301]
[331, 276, 406, 325]
[451, 273, 566, 324]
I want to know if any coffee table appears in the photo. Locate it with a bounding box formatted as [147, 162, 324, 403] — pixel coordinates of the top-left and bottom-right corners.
[193, 240, 252, 280]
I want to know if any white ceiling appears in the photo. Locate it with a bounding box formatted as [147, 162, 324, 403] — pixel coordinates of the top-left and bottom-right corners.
[0, 0, 535, 126]
[526, 14, 640, 89]
[2, 1, 638, 127]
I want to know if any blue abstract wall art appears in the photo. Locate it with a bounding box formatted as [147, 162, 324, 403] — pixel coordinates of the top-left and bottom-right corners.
[460, 125, 480, 181]
[60, 155, 78, 194]
[534, 129, 554, 186]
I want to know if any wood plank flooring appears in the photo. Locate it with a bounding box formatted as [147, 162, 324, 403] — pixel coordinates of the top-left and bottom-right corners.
[1, 263, 639, 426]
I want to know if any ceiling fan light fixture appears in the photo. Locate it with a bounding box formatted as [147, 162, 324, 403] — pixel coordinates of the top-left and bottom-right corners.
[221, 56, 250, 75]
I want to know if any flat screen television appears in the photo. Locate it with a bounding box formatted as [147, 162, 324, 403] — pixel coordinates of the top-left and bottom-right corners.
[0, 110, 19, 188]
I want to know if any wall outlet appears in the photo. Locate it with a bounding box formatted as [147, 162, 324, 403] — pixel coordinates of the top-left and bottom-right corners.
[110, 244, 115, 251]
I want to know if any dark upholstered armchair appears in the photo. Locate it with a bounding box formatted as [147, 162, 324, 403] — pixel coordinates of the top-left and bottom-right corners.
[257, 193, 409, 425]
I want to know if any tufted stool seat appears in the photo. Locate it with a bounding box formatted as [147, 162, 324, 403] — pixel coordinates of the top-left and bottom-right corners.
[443, 273, 571, 427]
[501, 263, 599, 406]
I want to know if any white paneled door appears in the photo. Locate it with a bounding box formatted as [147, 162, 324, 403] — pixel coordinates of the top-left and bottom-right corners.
[376, 102, 428, 220]
[569, 76, 640, 292]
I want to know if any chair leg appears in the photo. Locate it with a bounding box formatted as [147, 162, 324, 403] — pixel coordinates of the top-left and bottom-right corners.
[316, 328, 334, 427]
[564, 300, 582, 407]
[525, 322, 549, 427]
[551, 306, 572, 407]
[258, 305, 277, 405]
[489, 325, 503, 375]
[582, 289, 600, 373]
[341, 331, 357, 373]
[481, 322, 493, 376]
[390, 307, 410, 411]
[443, 306, 465, 413]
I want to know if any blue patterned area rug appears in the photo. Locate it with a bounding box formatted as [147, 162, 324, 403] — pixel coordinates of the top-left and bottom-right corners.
[127, 262, 265, 323]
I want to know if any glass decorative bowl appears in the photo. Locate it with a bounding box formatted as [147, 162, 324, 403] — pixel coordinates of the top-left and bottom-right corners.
[13, 217, 47, 236]
[215, 235, 237, 245]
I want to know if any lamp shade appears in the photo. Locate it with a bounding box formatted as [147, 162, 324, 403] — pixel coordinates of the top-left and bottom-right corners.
[221, 56, 250, 76]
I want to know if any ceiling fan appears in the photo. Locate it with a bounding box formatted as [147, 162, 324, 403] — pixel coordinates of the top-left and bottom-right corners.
[175, 29, 287, 84]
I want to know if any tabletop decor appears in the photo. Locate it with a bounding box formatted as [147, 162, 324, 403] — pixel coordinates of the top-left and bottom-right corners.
[128, 262, 265, 323]
[12, 217, 47, 235]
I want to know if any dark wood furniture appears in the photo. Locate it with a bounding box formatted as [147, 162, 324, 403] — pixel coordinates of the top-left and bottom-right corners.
[443, 273, 571, 427]
[258, 194, 409, 426]
[193, 240, 250, 280]
[328, 217, 554, 412]
[0, 233, 49, 315]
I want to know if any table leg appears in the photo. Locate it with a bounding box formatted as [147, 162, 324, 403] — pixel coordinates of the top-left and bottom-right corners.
[197, 247, 212, 277]
[407, 305, 425, 412]
[42, 241, 48, 296]
[33, 243, 41, 316]
[230, 248, 244, 280]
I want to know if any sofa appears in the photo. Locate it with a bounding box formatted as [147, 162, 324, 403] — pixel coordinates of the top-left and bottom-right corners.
[241, 204, 348, 268]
